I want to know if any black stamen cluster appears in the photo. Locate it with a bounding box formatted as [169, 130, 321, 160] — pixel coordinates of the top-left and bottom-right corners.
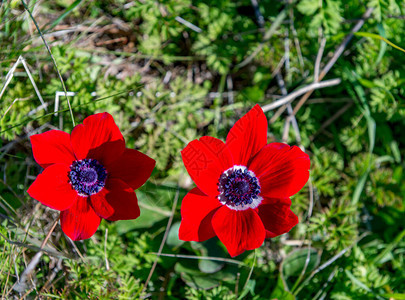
[218, 168, 260, 207]
[69, 159, 107, 196]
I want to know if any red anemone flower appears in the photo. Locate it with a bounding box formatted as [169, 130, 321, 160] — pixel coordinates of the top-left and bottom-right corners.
[179, 105, 310, 257]
[28, 113, 155, 241]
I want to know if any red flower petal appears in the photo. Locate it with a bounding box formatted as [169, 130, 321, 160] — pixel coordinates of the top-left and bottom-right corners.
[89, 178, 140, 221]
[212, 206, 265, 257]
[27, 164, 77, 211]
[248, 143, 310, 198]
[181, 136, 233, 197]
[60, 196, 101, 241]
[225, 104, 268, 166]
[257, 197, 298, 238]
[30, 130, 75, 168]
[70, 113, 125, 166]
[107, 149, 155, 190]
[179, 187, 222, 242]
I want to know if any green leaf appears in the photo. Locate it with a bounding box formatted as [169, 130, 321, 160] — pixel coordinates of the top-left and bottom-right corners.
[372, 229, 405, 264]
[381, 294, 405, 300]
[368, 0, 389, 22]
[352, 171, 370, 205]
[193, 238, 226, 274]
[174, 260, 236, 290]
[281, 248, 320, 279]
[345, 270, 372, 292]
[115, 206, 168, 234]
[115, 186, 173, 233]
[355, 32, 405, 54]
[358, 78, 378, 89]
[166, 221, 184, 247]
[346, 71, 376, 205]
[237, 280, 256, 300]
[242, 86, 264, 102]
[297, 0, 319, 15]
[179, 272, 220, 290]
[375, 23, 387, 65]
[390, 140, 401, 163]
[47, 0, 84, 31]
[270, 276, 295, 300]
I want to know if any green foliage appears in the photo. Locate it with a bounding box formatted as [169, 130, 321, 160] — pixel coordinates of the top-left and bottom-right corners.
[297, 0, 342, 35]
[310, 148, 344, 197]
[1, 0, 405, 298]
[185, 285, 237, 300]
[0, 78, 46, 140]
[309, 199, 359, 252]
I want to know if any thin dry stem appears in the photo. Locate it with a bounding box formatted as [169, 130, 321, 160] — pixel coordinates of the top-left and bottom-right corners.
[13, 220, 58, 293]
[151, 253, 247, 266]
[292, 7, 374, 116]
[142, 188, 180, 297]
[314, 37, 327, 82]
[22, 0, 75, 126]
[262, 78, 341, 112]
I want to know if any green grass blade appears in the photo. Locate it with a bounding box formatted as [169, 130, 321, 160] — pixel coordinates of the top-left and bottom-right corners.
[372, 229, 405, 264]
[375, 23, 387, 65]
[355, 32, 405, 54]
[21, 0, 76, 127]
[0, 87, 142, 134]
[346, 70, 376, 205]
[381, 294, 405, 300]
[47, 0, 84, 31]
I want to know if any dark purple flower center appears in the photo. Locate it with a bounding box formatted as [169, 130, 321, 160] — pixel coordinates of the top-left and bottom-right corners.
[69, 159, 107, 196]
[217, 166, 261, 209]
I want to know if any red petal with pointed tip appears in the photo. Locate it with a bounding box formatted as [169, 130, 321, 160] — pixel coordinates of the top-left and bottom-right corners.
[89, 178, 140, 221]
[257, 197, 298, 238]
[107, 149, 155, 190]
[225, 104, 268, 166]
[248, 143, 310, 198]
[181, 136, 233, 197]
[60, 196, 101, 241]
[70, 113, 125, 166]
[212, 206, 265, 257]
[179, 187, 222, 242]
[30, 130, 75, 168]
[27, 164, 77, 211]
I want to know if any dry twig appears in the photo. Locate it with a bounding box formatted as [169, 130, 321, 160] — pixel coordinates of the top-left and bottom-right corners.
[292, 8, 374, 116]
[142, 188, 180, 297]
[262, 78, 341, 112]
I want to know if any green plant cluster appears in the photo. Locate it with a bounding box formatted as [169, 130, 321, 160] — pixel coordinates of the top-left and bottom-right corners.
[1, 0, 404, 299]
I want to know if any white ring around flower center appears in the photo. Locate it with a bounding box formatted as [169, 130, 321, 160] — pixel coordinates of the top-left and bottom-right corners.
[217, 165, 263, 211]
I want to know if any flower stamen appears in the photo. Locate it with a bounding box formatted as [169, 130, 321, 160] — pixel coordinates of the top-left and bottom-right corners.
[69, 159, 107, 196]
[217, 166, 262, 211]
